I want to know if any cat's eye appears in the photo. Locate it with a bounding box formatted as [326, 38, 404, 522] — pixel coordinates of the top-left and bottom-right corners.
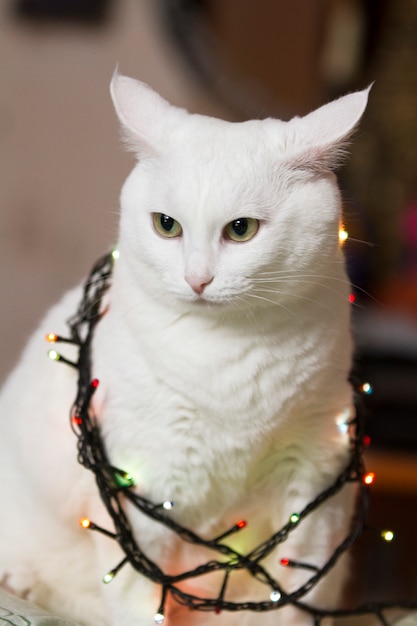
[224, 218, 259, 242]
[152, 213, 183, 238]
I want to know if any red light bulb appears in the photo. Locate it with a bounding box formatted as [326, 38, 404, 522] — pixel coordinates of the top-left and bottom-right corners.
[363, 435, 371, 447]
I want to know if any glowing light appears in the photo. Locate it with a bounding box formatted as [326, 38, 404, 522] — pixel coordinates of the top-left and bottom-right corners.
[114, 470, 135, 489]
[91, 379, 100, 389]
[363, 472, 375, 486]
[46, 333, 58, 343]
[236, 520, 247, 529]
[381, 530, 394, 542]
[337, 420, 349, 434]
[154, 612, 165, 624]
[162, 501, 174, 511]
[290, 513, 300, 524]
[280, 558, 290, 567]
[361, 382, 373, 395]
[363, 435, 371, 447]
[349, 293, 356, 304]
[339, 226, 348, 244]
[72, 415, 83, 426]
[79, 517, 91, 529]
[103, 571, 115, 584]
[48, 349, 60, 361]
[111, 248, 120, 260]
[270, 590, 281, 602]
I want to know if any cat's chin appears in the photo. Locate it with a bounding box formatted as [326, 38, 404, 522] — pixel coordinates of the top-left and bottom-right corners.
[174, 291, 234, 309]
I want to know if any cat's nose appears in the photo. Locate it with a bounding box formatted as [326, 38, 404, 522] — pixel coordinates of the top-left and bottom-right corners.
[185, 275, 214, 295]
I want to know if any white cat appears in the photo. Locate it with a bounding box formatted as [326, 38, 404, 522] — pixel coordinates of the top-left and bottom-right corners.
[0, 74, 369, 626]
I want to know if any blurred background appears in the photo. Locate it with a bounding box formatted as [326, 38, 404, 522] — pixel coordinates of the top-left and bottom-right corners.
[0, 0, 416, 619]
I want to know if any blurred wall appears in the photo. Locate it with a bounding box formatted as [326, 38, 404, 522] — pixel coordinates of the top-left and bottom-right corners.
[0, 0, 224, 383]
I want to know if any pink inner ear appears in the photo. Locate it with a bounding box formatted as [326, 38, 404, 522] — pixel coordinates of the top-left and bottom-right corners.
[110, 73, 171, 157]
[298, 87, 371, 148]
[287, 87, 371, 171]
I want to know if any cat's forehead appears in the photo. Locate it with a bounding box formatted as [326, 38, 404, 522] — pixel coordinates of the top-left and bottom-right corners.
[164, 116, 287, 184]
[178, 116, 285, 156]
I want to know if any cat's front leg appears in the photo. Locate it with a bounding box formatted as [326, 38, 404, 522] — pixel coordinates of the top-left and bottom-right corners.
[268, 479, 357, 626]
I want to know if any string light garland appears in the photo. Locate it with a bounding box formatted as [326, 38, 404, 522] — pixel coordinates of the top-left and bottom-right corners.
[46, 250, 417, 625]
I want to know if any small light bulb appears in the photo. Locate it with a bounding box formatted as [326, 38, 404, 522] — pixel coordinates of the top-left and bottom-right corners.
[236, 520, 247, 529]
[336, 406, 351, 434]
[363, 471, 375, 486]
[280, 558, 290, 567]
[290, 513, 300, 524]
[91, 379, 100, 389]
[270, 590, 281, 602]
[363, 434, 371, 447]
[162, 501, 174, 510]
[112, 248, 120, 260]
[46, 333, 58, 343]
[337, 421, 349, 434]
[154, 612, 165, 624]
[348, 293, 356, 304]
[114, 470, 135, 489]
[381, 530, 394, 542]
[339, 227, 348, 244]
[361, 382, 373, 395]
[79, 517, 91, 529]
[103, 572, 115, 584]
[48, 349, 60, 361]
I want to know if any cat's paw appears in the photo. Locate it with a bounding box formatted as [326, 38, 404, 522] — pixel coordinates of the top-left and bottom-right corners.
[0, 569, 34, 601]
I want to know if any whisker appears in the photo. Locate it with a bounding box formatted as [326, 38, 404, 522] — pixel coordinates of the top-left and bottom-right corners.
[251, 287, 337, 318]
[245, 292, 293, 319]
[343, 236, 377, 247]
[251, 278, 349, 302]
[251, 273, 379, 303]
[232, 295, 258, 323]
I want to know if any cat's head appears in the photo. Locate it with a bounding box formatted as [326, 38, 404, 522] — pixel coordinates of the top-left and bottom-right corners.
[111, 73, 369, 313]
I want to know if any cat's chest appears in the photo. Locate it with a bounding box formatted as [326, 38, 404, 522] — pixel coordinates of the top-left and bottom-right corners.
[90, 298, 352, 528]
[93, 310, 320, 500]
[96, 311, 310, 427]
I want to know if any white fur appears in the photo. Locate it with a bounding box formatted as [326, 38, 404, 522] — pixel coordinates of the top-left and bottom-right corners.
[0, 75, 369, 626]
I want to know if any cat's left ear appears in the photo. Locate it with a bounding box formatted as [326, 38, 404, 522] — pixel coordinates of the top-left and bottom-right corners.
[110, 71, 175, 159]
[287, 85, 372, 171]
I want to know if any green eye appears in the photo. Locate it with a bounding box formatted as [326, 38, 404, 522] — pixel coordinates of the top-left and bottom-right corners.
[224, 218, 259, 242]
[153, 213, 183, 238]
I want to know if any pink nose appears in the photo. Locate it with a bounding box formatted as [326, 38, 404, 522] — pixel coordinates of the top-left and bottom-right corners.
[185, 275, 214, 295]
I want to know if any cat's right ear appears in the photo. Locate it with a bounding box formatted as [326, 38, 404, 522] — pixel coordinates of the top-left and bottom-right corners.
[285, 85, 372, 172]
[110, 71, 171, 159]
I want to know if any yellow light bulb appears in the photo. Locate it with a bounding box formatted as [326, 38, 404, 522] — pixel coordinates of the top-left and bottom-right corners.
[381, 530, 394, 542]
[339, 226, 348, 244]
[79, 517, 91, 529]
